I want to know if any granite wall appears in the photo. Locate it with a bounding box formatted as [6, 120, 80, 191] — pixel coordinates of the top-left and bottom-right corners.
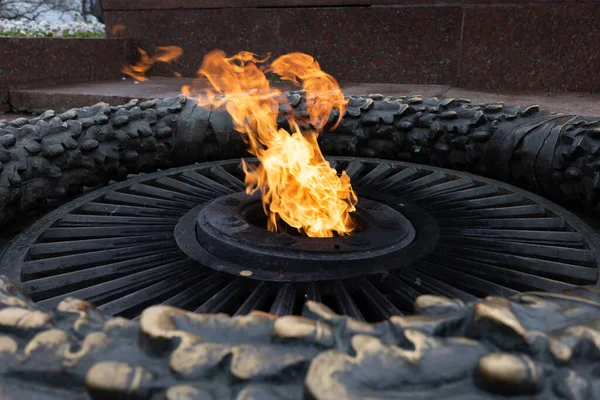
[0, 38, 136, 110]
[102, 0, 600, 93]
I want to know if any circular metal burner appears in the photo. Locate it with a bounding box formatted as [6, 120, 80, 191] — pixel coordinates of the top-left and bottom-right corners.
[175, 191, 436, 281]
[2, 157, 599, 321]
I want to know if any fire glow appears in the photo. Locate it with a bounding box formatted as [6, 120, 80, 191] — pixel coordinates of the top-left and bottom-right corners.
[124, 49, 357, 238]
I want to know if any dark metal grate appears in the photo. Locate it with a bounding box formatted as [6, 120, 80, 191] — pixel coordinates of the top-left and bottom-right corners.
[4, 157, 598, 321]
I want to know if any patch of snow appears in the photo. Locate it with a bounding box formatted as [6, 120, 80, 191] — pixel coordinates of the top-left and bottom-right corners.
[2, 1, 99, 23]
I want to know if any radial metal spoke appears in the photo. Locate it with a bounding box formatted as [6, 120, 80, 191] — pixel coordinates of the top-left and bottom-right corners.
[398, 268, 478, 302]
[344, 160, 366, 179]
[440, 236, 596, 266]
[436, 217, 566, 230]
[22, 241, 179, 280]
[160, 273, 225, 310]
[234, 282, 270, 316]
[57, 214, 179, 226]
[306, 282, 322, 303]
[423, 186, 501, 207]
[208, 165, 245, 190]
[40, 225, 174, 240]
[374, 167, 422, 192]
[400, 172, 448, 194]
[431, 205, 546, 220]
[418, 261, 520, 298]
[98, 267, 199, 317]
[436, 193, 525, 211]
[28, 233, 174, 258]
[426, 254, 576, 292]
[334, 281, 365, 321]
[153, 176, 225, 200]
[195, 278, 246, 314]
[77, 202, 186, 218]
[439, 228, 585, 248]
[375, 273, 422, 311]
[125, 183, 203, 206]
[403, 177, 475, 202]
[102, 191, 190, 210]
[269, 284, 296, 316]
[178, 170, 235, 195]
[434, 245, 597, 281]
[356, 162, 393, 187]
[357, 278, 403, 318]
[36, 259, 193, 309]
[22, 251, 183, 299]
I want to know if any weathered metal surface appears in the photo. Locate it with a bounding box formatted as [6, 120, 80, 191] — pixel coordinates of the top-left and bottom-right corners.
[185, 191, 427, 282]
[0, 275, 598, 399]
[1, 158, 597, 321]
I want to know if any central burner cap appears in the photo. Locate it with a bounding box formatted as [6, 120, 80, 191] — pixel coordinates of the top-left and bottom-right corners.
[176, 191, 439, 282]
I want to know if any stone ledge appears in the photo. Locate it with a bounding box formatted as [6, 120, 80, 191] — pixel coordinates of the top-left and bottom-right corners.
[0, 38, 137, 105]
[7, 78, 600, 116]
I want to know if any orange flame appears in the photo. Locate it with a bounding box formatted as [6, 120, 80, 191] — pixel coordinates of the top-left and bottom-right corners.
[122, 46, 183, 82]
[195, 50, 356, 238]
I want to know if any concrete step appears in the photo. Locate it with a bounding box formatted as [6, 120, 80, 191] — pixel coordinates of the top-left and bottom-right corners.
[5, 78, 600, 117]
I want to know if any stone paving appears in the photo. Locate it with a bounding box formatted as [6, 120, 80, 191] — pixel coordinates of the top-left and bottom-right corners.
[2, 78, 599, 118]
